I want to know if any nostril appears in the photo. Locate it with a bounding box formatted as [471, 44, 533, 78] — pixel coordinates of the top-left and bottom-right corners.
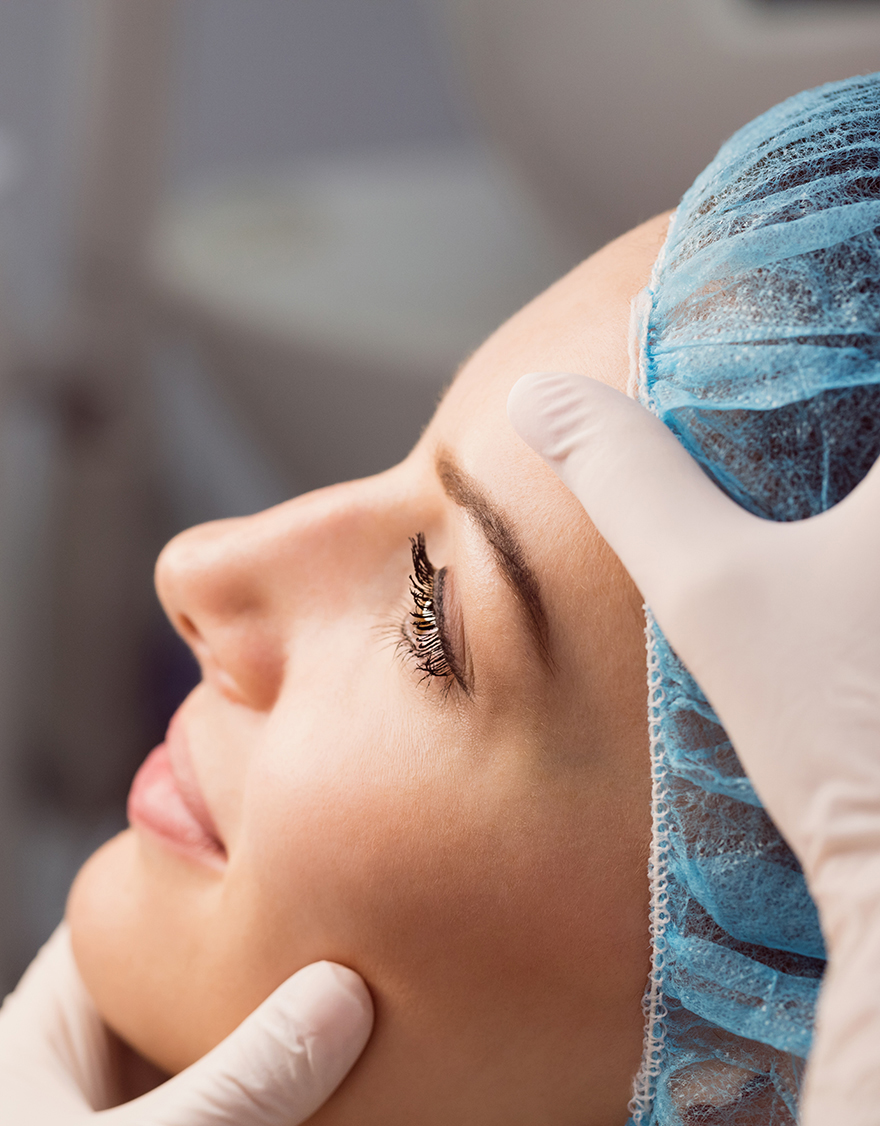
[177, 613, 203, 647]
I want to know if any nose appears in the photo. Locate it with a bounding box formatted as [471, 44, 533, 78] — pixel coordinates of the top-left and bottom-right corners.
[155, 476, 408, 711]
[156, 511, 288, 710]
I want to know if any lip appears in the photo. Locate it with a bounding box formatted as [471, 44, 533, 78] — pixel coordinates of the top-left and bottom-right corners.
[127, 710, 227, 871]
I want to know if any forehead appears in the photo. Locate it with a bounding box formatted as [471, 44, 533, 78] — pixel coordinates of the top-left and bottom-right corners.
[426, 213, 669, 479]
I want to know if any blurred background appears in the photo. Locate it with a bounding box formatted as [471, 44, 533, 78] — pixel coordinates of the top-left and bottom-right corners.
[2, 0, 880, 996]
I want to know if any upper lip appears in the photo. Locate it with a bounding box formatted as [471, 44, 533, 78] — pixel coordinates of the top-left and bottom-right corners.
[165, 708, 225, 854]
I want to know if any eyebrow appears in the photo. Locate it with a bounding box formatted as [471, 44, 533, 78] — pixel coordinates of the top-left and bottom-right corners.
[435, 447, 553, 670]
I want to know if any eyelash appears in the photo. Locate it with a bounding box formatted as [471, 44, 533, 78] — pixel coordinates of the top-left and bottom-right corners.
[403, 533, 458, 689]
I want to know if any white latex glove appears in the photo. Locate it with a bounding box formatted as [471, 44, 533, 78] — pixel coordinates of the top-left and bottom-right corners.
[0, 922, 373, 1126]
[509, 370, 880, 1126]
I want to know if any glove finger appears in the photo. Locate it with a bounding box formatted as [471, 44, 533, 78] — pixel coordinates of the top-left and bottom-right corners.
[507, 371, 761, 621]
[100, 961, 373, 1126]
[0, 922, 112, 1117]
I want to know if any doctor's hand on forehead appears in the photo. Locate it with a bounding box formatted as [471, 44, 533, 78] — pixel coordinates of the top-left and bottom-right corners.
[0, 922, 372, 1126]
[509, 370, 880, 1126]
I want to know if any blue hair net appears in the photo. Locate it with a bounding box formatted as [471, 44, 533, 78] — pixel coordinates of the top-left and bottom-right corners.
[626, 73, 880, 1126]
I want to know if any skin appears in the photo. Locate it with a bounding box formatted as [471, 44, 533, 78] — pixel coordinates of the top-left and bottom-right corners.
[67, 213, 670, 1125]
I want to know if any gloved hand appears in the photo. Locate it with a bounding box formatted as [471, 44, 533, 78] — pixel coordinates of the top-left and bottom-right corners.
[0, 922, 373, 1126]
[509, 370, 880, 1126]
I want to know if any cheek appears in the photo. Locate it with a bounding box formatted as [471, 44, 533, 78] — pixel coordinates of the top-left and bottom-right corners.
[234, 693, 456, 976]
[234, 697, 650, 1033]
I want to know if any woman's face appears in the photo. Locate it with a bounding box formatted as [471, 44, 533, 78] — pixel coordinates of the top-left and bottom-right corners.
[68, 214, 669, 1125]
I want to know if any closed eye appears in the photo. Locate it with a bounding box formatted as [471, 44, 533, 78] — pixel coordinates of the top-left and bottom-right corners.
[402, 533, 469, 695]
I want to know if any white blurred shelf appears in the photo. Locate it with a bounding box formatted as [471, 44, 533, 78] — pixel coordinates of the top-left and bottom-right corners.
[147, 148, 572, 489]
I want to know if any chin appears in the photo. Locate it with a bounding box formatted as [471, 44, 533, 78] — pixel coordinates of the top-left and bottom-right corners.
[67, 832, 154, 1049]
[67, 828, 226, 1074]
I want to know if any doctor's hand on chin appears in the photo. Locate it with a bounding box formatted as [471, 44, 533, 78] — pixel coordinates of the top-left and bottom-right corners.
[0, 921, 372, 1126]
[509, 371, 880, 1126]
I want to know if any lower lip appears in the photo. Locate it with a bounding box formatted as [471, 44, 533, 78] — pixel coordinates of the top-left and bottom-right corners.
[127, 744, 227, 871]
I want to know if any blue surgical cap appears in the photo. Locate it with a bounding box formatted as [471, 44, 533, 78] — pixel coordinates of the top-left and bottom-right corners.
[627, 73, 880, 1126]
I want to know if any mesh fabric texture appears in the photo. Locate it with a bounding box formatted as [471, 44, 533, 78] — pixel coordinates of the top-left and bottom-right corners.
[626, 72, 880, 1126]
